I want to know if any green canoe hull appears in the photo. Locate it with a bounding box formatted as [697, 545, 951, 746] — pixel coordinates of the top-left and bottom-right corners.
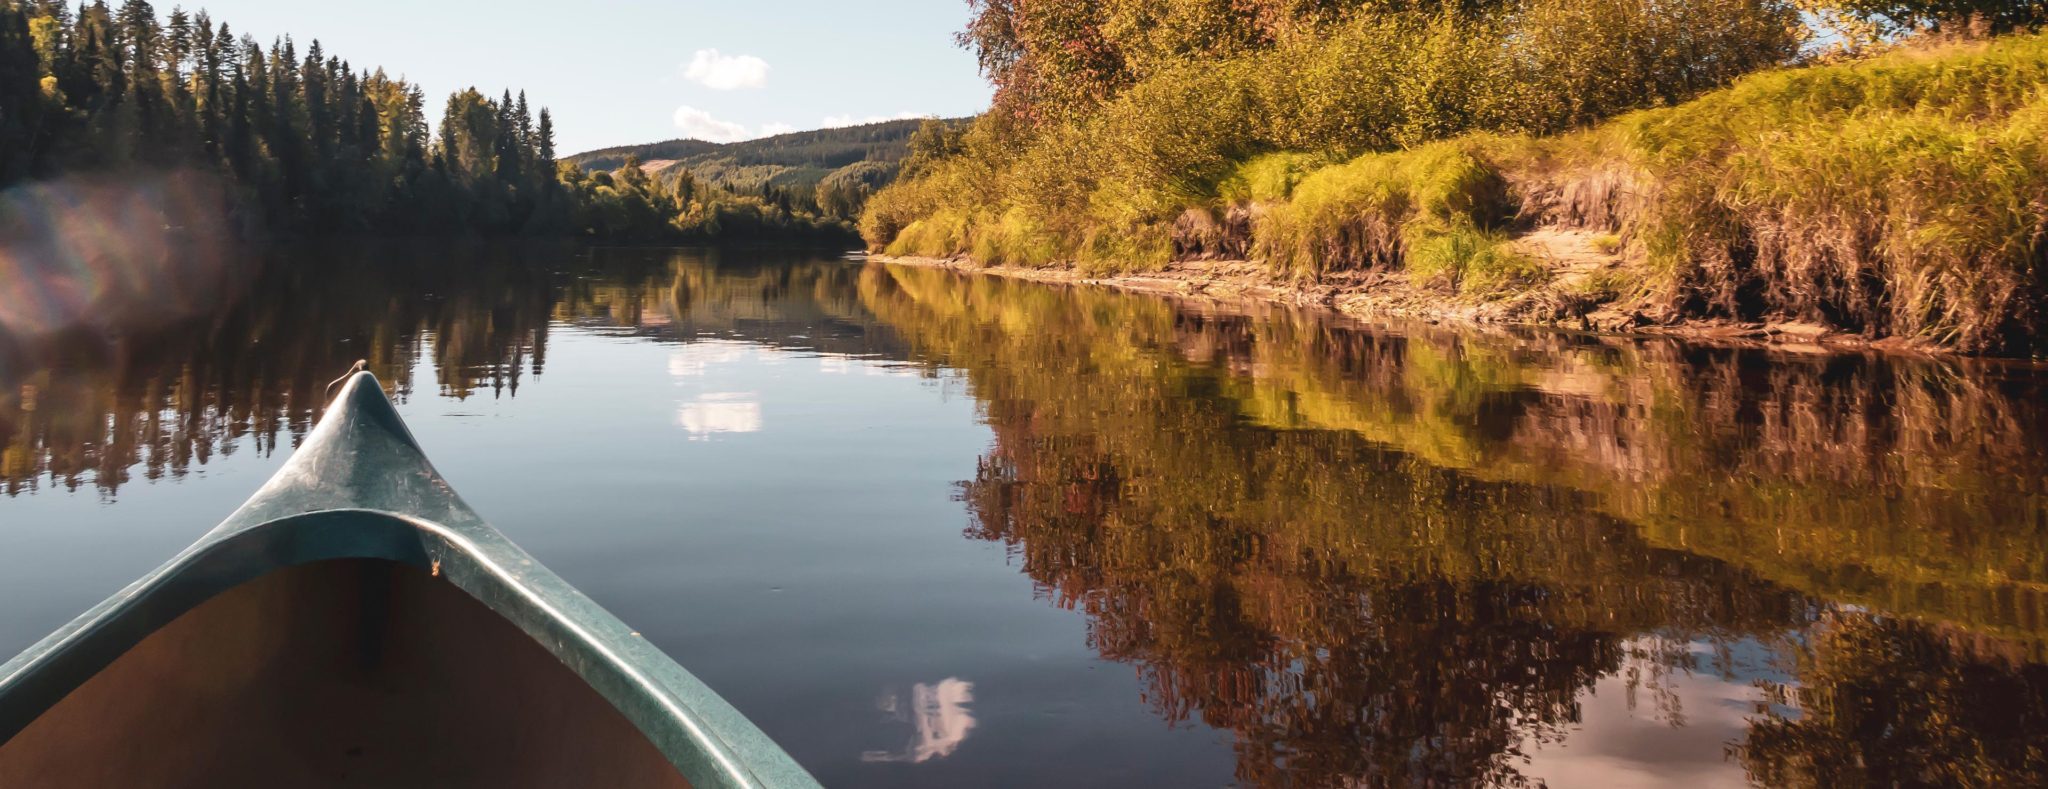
[0, 373, 820, 788]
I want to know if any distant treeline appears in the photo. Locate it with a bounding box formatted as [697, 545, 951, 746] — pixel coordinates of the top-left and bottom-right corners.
[0, 0, 856, 241]
[570, 120, 928, 174]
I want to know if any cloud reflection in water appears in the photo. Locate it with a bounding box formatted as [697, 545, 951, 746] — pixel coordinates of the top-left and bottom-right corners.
[676, 392, 762, 439]
[862, 678, 976, 764]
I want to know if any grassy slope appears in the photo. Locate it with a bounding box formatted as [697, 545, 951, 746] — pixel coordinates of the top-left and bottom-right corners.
[874, 35, 2048, 354]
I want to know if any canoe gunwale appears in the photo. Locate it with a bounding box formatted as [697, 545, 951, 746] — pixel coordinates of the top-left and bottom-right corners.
[0, 373, 820, 789]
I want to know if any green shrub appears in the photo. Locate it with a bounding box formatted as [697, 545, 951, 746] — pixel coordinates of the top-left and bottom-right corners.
[866, 0, 1801, 268]
[1256, 141, 1514, 277]
[1405, 221, 1550, 296]
[1217, 153, 1333, 204]
[884, 210, 972, 258]
[971, 208, 1065, 268]
[1511, 0, 1805, 132]
[1077, 222, 1175, 275]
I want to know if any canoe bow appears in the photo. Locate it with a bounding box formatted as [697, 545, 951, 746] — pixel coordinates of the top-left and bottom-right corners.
[0, 372, 821, 789]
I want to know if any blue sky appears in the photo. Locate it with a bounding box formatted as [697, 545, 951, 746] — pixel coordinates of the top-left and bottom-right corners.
[180, 1, 993, 154]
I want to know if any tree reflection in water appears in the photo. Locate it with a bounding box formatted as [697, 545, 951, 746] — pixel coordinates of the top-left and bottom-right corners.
[4, 248, 2045, 786]
[860, 262, 2048, 787]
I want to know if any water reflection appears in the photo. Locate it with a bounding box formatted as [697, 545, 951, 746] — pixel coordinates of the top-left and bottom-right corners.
[0, 246, 891, 496]
[862, 678, 977, 764]
[668, 343, 755, 378]
[3, 247, 2046, 786]
[858, 264, 2048, 786]
[677, 393, 765, 439]
[0, 243, 560, 496]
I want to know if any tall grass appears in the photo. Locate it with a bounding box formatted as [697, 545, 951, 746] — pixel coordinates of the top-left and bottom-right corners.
[867, 18, 2048, 352]
[864, 0, 1800, 262]
[1255, 141, 1519, 279]
[1586, 35, 2048, 351]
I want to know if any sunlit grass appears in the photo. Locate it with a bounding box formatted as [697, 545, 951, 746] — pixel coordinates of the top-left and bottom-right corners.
[868, 31, 2048, 352]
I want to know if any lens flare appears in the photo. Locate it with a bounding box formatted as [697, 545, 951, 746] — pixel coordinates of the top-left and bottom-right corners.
[0, 170, 242, 343]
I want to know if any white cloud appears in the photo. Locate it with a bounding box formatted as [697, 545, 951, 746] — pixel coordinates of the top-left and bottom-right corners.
[756, 122, 797, 138]
[821, 111, 929, 129]
[671, 106, 750, 143]
[684, 49, 770, 90]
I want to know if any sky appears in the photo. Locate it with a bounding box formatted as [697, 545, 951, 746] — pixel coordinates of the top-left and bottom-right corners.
[176, 1, 993, 155]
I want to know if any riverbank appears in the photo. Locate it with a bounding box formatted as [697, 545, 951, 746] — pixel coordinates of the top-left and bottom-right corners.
[869, 247, 1933, 355]
[865, 31, 2048, 357]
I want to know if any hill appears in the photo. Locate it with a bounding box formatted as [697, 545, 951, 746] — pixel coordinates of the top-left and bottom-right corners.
[566, 119, 951, 194]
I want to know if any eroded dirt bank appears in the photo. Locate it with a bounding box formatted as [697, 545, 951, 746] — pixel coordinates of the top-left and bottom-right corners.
[870, 243, 1946, 356]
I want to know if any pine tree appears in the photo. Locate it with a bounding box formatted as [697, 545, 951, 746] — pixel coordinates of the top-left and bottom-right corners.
[494, 87, 517, 182]
[535, 106, 554, 164]
[0, 0, 49, 181]
[227, 33, 259, 182]
[513, 89, 530, 148]
[301, 39, 327, 161]
[0, 1, 849, 240]
[162, 5, 184, 73]
[115, 0, 164, 157]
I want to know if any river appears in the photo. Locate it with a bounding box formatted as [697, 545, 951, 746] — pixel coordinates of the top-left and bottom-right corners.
[2, 244, 2044, 787]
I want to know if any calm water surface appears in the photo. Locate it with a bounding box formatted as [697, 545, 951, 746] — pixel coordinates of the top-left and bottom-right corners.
[2, 245, 2046, 787]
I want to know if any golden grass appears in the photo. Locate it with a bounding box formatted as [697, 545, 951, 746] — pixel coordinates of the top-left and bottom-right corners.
[868, 32, 2048, 353]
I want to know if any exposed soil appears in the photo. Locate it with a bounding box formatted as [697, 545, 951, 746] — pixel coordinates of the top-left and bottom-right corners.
[871, 233, 1946, 355]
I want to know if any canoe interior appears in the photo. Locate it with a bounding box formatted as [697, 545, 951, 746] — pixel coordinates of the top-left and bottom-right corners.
[0, 558, 693, 788]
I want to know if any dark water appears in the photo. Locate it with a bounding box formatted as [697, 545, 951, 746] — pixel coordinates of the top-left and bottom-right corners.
[3, 245, 2047, 787]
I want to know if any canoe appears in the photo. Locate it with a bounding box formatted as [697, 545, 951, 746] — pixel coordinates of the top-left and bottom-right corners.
[0, 372, 821, 788]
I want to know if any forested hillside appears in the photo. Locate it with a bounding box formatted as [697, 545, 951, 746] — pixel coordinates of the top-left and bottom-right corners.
[567, 118, 963, 228]
[0, 0, 858, 242]
[865, 0, 2048, 354]
[570, 119, 924, 186]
